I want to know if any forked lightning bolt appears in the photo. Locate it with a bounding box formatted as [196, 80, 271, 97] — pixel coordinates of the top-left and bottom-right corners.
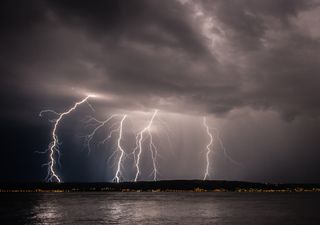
[133, 110, 159, 182]
[40, 95, 94, 182]
[113, 115, 127, 183]
[212, 128, 243, 168]
[84, 114, 121, 154]
[203, 117, 213, 180]
[84, 114, 128, 183]
[202, 116, 243, 180]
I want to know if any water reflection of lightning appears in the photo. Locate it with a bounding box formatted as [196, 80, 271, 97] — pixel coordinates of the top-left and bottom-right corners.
[40, 95, 94, 182]
[113, 115, 127, 183]
[133, 110, 159, 182]
[203, 117, 213, 180]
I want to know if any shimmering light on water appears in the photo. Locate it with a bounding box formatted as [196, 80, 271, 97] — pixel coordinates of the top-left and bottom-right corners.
[1, 192, 319, 225]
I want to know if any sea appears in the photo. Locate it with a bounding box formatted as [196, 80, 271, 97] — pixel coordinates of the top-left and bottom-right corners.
[1, 192, 319, 224]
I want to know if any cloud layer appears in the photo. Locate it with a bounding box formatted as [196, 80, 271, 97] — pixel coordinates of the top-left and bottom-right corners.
[1, 0, 320, 182]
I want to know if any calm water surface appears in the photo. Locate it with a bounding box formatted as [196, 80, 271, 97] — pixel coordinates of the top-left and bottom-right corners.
[1, 192, 319, 224]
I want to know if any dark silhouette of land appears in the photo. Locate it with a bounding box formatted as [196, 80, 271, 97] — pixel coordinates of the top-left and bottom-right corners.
[1, 180, 320, 192]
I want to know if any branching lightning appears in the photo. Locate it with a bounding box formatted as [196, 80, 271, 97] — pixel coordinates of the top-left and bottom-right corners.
[39, 94, 240, 183]
[212, 128, 244, 168]
[40, 95, 94, 182]
[133, 110, 159, 182]
[84, 114, 120, 154]
[84, 114, 128, 183]
[202, 116, 243, 180]
[113, 115, 127, 183]
[203, 117, 213, 180]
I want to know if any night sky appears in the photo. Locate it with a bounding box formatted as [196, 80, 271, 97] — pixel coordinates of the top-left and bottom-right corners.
[1, 0, 320, 183]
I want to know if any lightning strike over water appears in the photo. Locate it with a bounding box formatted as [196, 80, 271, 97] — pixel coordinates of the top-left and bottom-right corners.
[113, 115, 127, 183]
[40, 96, 239, 183]
[84, 113, 128, 182]
[84, 114, 121, 154]
[202, 117, 243, 180]
[133, 110, 159, 182]
[40, 95, 94, 182]
[203, 116, 213, 180]
[213, 128, 244, 168]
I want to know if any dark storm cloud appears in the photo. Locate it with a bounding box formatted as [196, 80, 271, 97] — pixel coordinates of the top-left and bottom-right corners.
[2, 0, 319, 119]
[197, 0, 320, 119]
[49, 0, 209, 54]
[1, 0, 320, 182]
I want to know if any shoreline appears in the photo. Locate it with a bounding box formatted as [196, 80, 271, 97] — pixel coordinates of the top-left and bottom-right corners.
[1, 180, 320, 193]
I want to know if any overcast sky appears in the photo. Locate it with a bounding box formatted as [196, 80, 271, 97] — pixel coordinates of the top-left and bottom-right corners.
[1, 0, 320, 183]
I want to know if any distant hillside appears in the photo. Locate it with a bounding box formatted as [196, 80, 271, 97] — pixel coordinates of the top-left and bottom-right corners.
[1, 180, 320, 192]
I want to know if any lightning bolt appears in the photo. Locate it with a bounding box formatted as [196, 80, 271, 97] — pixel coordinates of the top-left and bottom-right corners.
[84, 114, 121, 154]
[203, 116, 213, 180]
[113, 115, 127, 183]
[40, 95, 94, 182]
[202, 116, 243, 180]
[212, 128, 244, 168]
[133, 110, 159, 182]
[84, 114, 128, 182]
